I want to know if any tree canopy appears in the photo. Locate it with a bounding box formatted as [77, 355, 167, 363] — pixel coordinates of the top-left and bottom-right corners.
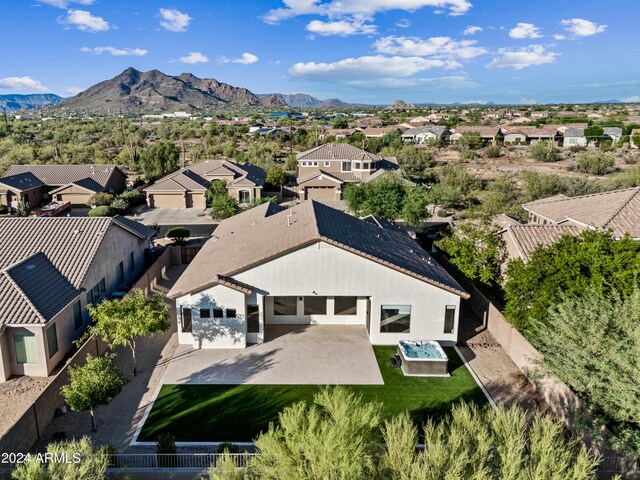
[60, 354, 127, 431]
[88, 290, 170, 375]
[140, 140, 180, 181]
[503, 230, 640, 333]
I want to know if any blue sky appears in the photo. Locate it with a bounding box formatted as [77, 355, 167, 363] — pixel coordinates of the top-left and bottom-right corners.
[0, 0, 638, 104]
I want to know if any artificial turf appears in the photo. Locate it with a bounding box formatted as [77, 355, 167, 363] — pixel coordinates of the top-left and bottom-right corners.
[138, 346, 487, 442]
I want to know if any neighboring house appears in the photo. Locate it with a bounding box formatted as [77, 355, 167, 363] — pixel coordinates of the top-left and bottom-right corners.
[319, 128, 360, 140]
[249, 127, 289, 140]
[401, 126, 450, 144]
[503, 126, 557, 145]
[603, 127, 623, 143]
[363, 126, 404, 138]
[449, 126, 503, 145]
[296, 143, 396, 201]
[523, 187, 640, 238]
[530, 111, 549, 118]
[0, 216, 155, 381]
[427, 113, 451, 122]
[1, 164, 127, 207]
[503, 129, 529, 144]
[561, 127, 587, 148]
[498, 223, 585, 263]
[0, 173, 47, 211]
[168, 200, 468, 349]
[144, 160, 266, 208]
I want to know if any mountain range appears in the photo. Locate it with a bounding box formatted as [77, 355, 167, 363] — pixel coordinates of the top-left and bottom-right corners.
[0, 94, 63, 112]
[56, 68, 287, 113]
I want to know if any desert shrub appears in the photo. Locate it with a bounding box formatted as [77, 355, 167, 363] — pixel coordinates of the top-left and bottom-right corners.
[575, 151, 615, 175]
[156, 433, 176, 454]
[88, 206, 115, 217]
[88, 192, 115, 207]
[460, 149, 477, 161]
[0, 204, 7, 214]
[436, 208, 448, 217]
[165, 226, 190, 244]
[484, 145, 502, 158]
[110, 198, 128, 212]
[217, 441, 240, 454]
[117, 189, 144, 207]
[530, 141, 559, 162]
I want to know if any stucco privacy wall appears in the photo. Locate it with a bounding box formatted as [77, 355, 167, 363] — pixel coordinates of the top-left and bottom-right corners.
[465, 283, 582, 422]
[0, 337, 108, 455]
[178, 241, 462, 347]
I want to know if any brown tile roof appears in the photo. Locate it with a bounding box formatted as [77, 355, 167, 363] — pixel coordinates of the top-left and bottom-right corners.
[451, 126, 502, 138]
[523, 188, 640, 238]
[0, 216, 154, 325]
[3, 164, 125, 189]
[168, 200, 467, 299]
[503, 224, 585, 262]
[297, 143, 380, 162]
[145, 169, 210, 193]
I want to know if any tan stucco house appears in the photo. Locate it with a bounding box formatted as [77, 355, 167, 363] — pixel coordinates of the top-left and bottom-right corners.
[0, 173, 47, 211]
[0, 216, 156, 381]
[144, 160, 266, 208]
[296, 143, 398, 201]
[1, 164, 127, 207]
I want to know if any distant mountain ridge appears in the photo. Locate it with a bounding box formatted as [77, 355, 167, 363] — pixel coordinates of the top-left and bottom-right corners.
[257, 93, 370, 109]
[0, 94, 63, 112]
[56, 68, 286, 113]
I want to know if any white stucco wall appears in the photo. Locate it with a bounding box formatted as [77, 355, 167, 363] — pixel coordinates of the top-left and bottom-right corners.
[176, 241, 462, 348]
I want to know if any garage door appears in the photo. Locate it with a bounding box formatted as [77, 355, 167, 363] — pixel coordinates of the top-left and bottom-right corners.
[150, 193, 186, 208]
[306, 187, 337, 201]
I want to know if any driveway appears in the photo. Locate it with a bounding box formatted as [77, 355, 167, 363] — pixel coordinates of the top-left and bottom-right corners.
[127, 208, 218, 237]
[162, 325, 384, 385]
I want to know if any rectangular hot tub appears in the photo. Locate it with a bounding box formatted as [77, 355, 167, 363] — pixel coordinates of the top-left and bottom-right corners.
[397, 340, 449, 377]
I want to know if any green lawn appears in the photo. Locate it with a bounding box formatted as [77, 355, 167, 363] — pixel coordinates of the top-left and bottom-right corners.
[138, 346, 487, 442]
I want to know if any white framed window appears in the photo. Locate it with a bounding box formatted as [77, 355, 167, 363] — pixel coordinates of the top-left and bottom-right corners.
[444, 305, 456, 334]
[380, 305, 411, 333]
[324, 161, 331, 167]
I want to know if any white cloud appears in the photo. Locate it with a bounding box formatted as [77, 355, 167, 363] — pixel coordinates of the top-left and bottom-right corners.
[39, 0, 94, 8]
[159, 8, 192, 32]
[509, 22, 542, 39]
[486, 45, 558, 70]
[219, 53, 259, 65]
[396, 19, 411, 28]
[289, 55, 461, 85]
[553, 34, 566, 40]
[81, 46, 148, 56]
[560, 18, 606, 37]
[463, 25, 482, 35]
[178, 52, 210, 64]
[0, 76, 48, 92]
[622, 96, 640, 103]
[263, 0, 472, 24]
[374, 35, 487, 60]
[64, 86, 83, 95]
[59, 9, 109, 32]
[520, 97, 538, 104]
[306, 18, 376, 36]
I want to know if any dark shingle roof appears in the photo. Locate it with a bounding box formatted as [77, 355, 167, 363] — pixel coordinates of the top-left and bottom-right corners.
[3, 164, 124, 188]
[169, 200, 467, 299]
[0, 172, 45, 192]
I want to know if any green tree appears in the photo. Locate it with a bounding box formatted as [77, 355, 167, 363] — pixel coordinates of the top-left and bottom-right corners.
[332, 117, 349, 129]
[458, 131, 483, 151]
[87, 206, 115, 217]
[140, 140, 180, 182]
[209, 452, 247, 480]
[343, 183, 367, 216]
[380, 403, 600, 480]
[88, 192, 115, 207]
[632, 132, 640, 148]
[166, 226, 190, 244]
[361, 174, 406, 220]
[530, 141, 559, 162]
[534, 286, 640, 435]
[211, 194, 240, 220]
[401, 185, 430, 227]
[12, 437, 109, 480]
[251, 387, 382, 480]
[427, 183, 464, 209]
[396, 145, 435, 175]
[87, 290, 170, 376]
[265, 167, 286, 189]
[584, 124, 604, 145]
[60, 354, 127, 432]
[575, 151, 615, 175]
[504, 230, 640, 333]
[206, 179, 228, 205]
[436, 220, 504, 286]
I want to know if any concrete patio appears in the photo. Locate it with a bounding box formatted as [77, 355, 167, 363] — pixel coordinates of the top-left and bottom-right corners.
[161, 325, 384, 385]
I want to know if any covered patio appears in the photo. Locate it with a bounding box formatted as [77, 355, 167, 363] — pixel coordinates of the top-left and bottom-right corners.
[161, 324, 384, 385]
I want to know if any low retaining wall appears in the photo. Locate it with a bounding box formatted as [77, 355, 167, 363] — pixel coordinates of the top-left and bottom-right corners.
[131, 247, 179, 295]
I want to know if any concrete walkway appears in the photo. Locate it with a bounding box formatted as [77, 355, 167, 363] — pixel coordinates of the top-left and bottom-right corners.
[162, 325, 384, 385]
